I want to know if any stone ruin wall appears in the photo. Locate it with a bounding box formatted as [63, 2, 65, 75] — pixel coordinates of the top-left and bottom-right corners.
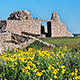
[0, 10, 74, 53]
[0, 10, 42, 53]
[50, 21, 73, 37]
[45, 11, 74, 37]
[6, 19, 41, 35]
[0, 10, 74, 38]
[0, 37, 35, 53]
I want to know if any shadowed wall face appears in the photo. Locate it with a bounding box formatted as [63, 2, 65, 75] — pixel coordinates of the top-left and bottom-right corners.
[47, 21, 51, 37]
[41, 25, 45, 34]
[0, 20, 7, 30]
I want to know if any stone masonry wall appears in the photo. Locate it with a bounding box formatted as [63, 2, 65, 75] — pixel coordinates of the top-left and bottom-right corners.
[6, 19, 41, 35]
[0, 10, 74, 53]
[0, 38, 35, 53]
[47, 11, 74, 37]
[51, 21, 74, 37]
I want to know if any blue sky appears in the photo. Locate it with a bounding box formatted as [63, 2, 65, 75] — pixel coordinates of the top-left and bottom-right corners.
[0, 0, 80, 34]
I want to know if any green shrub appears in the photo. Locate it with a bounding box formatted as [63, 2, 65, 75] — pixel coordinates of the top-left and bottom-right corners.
[0, 46, 80, 80]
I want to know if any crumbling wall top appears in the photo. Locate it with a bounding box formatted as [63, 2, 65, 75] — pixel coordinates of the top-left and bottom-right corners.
[51, 11, 60, 22]
[8, 10, 32, 20]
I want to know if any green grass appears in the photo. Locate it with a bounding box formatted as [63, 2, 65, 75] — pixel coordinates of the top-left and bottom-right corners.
[41, 37, 80, 47]
[24, 37, 80, 50]
[22, 41, 48, 51]
[27, 41, 46, 49]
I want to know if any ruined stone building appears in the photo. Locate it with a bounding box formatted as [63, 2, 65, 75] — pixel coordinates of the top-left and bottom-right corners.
[0, 10, 73, 37]
[41, 11, 73, 37]
[0, 10, 73, 53]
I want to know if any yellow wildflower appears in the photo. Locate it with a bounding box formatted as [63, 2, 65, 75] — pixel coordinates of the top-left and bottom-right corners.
[31, 68, 34, 71]
[61, 69, 66, 74]
[70, 72, 74, 76]
[57, 53, 59, 57]
[61, 65, 65, 69]
[25, 70, 28, 74]
[69, 78, 72, 80]
[27, 61, 32, 66]
[53, 58, 55, 60]
[47, 70, 49, 72]
[4, 78, 7, 80]
[25, 66, 30, 70]
[49, 56, 53, 59]
[42, 70, 45, 73]
[56, 62, 59, 65]
[22, 69, 25, 73]
[51, 69, 58, 75]
[56, 68, 59, 71]
[61, 53, 64, 58]
[51, 52, 54, 54]
[24, 60, 27, 63]
[52, 66, 54, 69]
[59, 51, 62, 54]
[36, 72, 43, 76]
[14, 62, 17, 65]
[37, 62, 39, 65]
[75, 73, 77, 76]
[33, 69, 38, 72]
[50, 78, 53, 80]
[48, 65, 52, 70]
[75, 68, 78, 73]
[54, 75, 58, 79]
[32, 64, 37, 68]
[75, 76, 79, 80]
[3, 57, 7, 61]
[30, 57, 34, 60]
[9, 65, 14, 67]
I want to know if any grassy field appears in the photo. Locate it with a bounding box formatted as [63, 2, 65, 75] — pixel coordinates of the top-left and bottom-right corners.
[41, 37, 80, 47]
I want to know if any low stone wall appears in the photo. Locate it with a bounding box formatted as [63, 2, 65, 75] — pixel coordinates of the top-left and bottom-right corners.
[0, 38, 35, 54]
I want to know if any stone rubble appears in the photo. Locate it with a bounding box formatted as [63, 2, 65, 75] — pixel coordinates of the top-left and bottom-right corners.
[8, 10, 32, 20]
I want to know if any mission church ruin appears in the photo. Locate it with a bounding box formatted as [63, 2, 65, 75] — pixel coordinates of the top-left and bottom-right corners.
[0, 10, 73, 37]
[0, 10, 73, 53]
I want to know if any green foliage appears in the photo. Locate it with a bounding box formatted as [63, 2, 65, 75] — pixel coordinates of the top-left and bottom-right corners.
[24, 41, 46, 50]
[0, 46, 80, 80]
[0, 38, 80, 80]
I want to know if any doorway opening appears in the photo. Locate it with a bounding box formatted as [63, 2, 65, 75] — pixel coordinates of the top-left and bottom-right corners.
[47, 21, 51, 37]
[41, 21, 51, 37]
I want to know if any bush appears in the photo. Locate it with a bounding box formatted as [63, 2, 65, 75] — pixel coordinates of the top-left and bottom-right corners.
[0, 46, 80, 80]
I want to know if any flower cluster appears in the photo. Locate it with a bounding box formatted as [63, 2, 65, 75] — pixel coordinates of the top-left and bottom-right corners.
[0, 46, 80, 80]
